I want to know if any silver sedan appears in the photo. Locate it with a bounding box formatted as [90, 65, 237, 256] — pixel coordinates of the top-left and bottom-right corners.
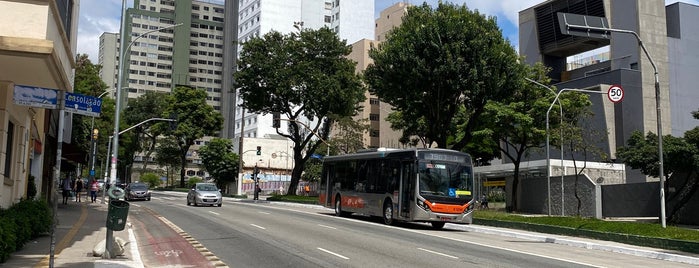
[186, 183, 222, 207]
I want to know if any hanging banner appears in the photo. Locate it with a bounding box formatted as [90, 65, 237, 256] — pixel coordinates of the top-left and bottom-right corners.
[12, 85, 59, 109]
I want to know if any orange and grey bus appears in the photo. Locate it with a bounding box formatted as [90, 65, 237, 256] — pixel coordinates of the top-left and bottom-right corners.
[319, 148, 474, 229]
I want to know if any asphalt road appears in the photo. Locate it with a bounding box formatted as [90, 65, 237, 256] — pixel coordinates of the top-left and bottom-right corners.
[127, 191, 698, 268]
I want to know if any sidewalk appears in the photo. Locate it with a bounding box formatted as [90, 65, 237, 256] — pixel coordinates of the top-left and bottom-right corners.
[0, 197, 143, 268]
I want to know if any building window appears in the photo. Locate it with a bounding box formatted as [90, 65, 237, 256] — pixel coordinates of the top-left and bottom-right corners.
[370, 129, 379, 137]
[369, 98, 379, 105]
[369, 113, 379, 121]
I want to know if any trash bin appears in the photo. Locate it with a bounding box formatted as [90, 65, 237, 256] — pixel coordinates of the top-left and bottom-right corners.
[107, 200, 129, 231]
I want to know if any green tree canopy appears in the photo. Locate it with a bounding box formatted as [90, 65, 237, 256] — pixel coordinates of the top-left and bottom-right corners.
[73, 54, 112, 177]
[365, 2, 526, 150]
[234, 27, 365, 195]
[199, 138, 239, 191]
[477, 63, 591, 211]
[163, 86, 223, 187]
[122, 91, 168, 173]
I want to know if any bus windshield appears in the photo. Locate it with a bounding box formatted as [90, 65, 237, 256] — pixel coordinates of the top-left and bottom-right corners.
[418, 160, 472, 199]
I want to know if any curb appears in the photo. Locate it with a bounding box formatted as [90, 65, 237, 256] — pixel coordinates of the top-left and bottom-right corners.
[473, 219, 699, 254]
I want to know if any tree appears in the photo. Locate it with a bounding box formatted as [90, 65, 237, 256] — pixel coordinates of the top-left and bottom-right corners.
[163, 86, 223, 188]
[328, 115, 369, 154]
[199, 138, 239, 191]
[477, 63, 591, 211]
[140, 173, 161, 188]
[73, 54, 112, 176]
[122, 92, 168, 173]
[364, 2, 525, 150]
[617, 129, 699, 223]
[234, 27, 365, 195]
[154, 138, 182, 187]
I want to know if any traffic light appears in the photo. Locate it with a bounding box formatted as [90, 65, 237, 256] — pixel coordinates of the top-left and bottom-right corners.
[272, 113, 280, 128]
[92, 128, 99, 140]
[168, 113, 178, 130]
[256, 146, 261, 155]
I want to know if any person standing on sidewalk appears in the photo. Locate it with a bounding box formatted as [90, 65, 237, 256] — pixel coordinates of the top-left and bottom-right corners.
[74, 178, 84, 202]
[61, 177, 72, 205]
[89, 178, 99, 202]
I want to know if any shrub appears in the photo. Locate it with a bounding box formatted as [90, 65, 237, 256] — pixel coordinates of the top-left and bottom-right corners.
[187, 177, 203, 189]
[0, 199, 52, 263]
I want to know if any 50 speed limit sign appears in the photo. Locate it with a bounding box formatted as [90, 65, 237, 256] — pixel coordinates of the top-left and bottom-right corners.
[608, 85, 624, 103]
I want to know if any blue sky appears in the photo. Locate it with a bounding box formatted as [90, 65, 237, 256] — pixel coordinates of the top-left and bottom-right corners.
[77, 0, 699, 63]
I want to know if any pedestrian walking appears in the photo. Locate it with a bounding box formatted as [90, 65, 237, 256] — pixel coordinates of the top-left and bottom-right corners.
[480, 194, 489, 209]
[61, 177, 72, 205]
[90, 178, 99, 202]
[304, 184, 310, 196]
[75, 178, 84, 202]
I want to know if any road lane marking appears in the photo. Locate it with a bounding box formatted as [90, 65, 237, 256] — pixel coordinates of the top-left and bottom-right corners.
[417, 247, 458, 259]
[318, 224, 337, 230]
[258, 211, 271, 215]
[250, 224, 266, 230]
[318, 247, 349, 260]
[208, 211, 220, 215]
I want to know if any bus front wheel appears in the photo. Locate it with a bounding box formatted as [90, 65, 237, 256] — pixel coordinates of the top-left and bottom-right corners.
[431, 222, 445, 229]
[383, 201, 394, 225]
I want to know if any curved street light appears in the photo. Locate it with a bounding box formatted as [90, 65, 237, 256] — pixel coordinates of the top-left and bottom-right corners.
[105, 1, 182, 256]
[526, 78, 563, 216]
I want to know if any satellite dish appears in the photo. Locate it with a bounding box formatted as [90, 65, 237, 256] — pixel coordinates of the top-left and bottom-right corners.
[596, 177, 605, 184]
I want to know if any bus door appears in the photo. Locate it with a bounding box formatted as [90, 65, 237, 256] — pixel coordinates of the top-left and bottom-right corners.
[399, 161, 414, 218]
[322, 164, 334, 207]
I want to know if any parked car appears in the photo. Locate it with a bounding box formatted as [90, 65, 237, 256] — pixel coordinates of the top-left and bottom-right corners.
[187, 183, 222, 207]
[124, 182, 151, 201]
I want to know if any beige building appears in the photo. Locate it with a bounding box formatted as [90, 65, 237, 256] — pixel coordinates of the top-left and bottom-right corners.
[0, 0, 81, 208]
[343, 2, 410, 149]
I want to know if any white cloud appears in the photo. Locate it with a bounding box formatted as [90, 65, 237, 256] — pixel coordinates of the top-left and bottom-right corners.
[77, 0, 123, 62]
[78, 0, 699, 63]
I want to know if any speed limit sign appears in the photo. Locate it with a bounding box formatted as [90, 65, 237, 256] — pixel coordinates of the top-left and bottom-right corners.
[608, 85, 624, 103]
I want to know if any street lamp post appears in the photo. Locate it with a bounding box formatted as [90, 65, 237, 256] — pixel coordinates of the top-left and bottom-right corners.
[103, 118, 174, 258]
[546, 88, 606, 216]
[559, 12, 666, 228]
[89, 90, 114, 186]
[105, 3, 182, 256]
[526, 78, 564, 216]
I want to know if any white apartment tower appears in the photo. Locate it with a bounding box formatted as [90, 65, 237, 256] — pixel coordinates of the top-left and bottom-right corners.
[99, 0, 226, 110]
[225, 0, 374, 140]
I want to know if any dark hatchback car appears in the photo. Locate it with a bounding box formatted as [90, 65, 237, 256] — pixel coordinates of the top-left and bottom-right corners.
[125, 183, 151, 201]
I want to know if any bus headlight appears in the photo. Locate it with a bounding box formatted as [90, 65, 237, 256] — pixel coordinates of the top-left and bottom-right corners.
[417, 199, 431, 212]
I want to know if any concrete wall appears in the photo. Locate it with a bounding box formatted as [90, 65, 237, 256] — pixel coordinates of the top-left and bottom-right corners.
[601, 182, 659, 217]
[517, 174, 598, 217]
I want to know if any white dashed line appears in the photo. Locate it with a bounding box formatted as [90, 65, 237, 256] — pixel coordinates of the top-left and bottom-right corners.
[250, 224, 266, 230]
[318, 247, 349, 260]
[417, 247, 458, 259]
[318, 224, 337, 230]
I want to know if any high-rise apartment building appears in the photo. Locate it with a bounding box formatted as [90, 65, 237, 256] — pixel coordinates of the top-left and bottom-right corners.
[99, 0, 226, 180]
[224, 0, 375, 141]
[342, 2, 409, 149]
[99, 0, 226, 109]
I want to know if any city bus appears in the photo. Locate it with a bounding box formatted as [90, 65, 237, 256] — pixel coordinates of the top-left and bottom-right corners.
[319, 148, 474, 229]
